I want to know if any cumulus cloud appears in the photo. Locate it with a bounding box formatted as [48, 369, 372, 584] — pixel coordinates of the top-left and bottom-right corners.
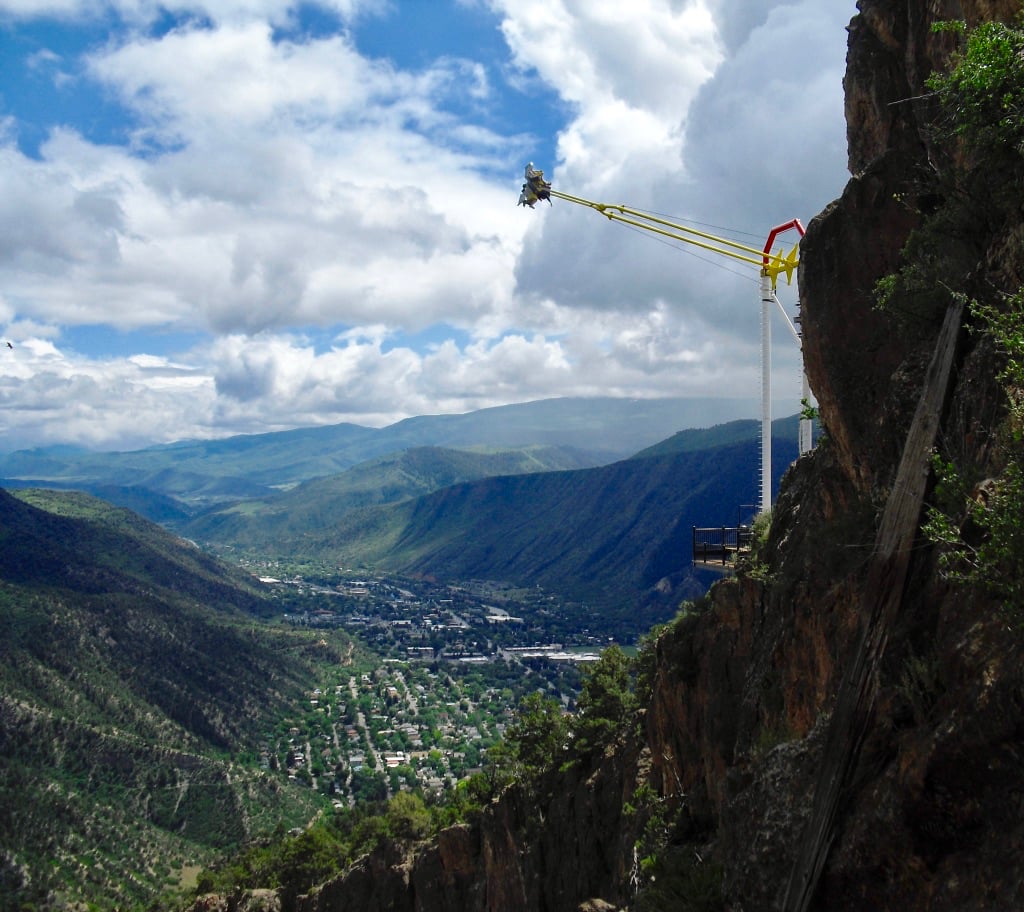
[497, 0, 723, 187]
[1, 17, 528, 337]
[511, 0, 852, 395]
[0, 0, 857, 451]
[0, 340, 212, 450]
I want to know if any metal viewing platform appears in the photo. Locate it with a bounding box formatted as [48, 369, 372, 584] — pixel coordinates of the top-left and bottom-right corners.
[692, 525, 753, 570]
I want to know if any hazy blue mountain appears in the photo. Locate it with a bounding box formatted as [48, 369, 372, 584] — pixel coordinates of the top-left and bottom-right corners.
[373, 421, 801, 630]
[373, 396, 765, 455]
[0, 397, 765, 512]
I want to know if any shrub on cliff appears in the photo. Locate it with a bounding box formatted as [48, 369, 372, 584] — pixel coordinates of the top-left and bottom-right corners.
[499, 691, 571, 776]
[926, 290, 1024, 613]
[480, 644, 642, 795]
[573, 644, 638, 757]
[928, 16, 1024, 156]
[875, 16, 1024, 328]
[917, 16, 1024, 615]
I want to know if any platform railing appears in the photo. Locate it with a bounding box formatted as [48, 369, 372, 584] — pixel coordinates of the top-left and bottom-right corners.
[692, 525, 753, 566]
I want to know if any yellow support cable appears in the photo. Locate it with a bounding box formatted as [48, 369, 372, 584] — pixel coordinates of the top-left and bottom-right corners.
[547, 189, 799, 288]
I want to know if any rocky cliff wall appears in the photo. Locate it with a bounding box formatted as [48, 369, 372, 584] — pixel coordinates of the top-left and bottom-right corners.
[804, 0, 1023, 497]
[243, 2, 1024, 910]
[655, 0, 1024, 908]
[290, 746, 644, 912]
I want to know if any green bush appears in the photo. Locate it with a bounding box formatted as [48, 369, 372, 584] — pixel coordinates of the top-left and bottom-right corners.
[924, 291, 1024, 615]
[875, 17, 1024, 329]
[634, 845, 724, 912]
[928, 17, 1024, 155]
[573, 645, 637, 756]
[384, 791, 432, 841]
[503, 691, 570, 774]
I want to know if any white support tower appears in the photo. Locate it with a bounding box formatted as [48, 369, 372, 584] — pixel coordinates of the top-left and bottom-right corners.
[760, 272, 773, 515]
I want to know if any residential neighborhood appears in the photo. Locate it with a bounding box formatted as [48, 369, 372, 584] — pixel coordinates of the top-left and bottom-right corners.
[250, 566, 608, 805]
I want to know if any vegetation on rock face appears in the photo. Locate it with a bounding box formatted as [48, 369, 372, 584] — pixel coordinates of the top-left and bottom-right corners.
[905, 17, 1024, 615]
[863, 15, 1024, 613]
[927, 17, 1024, 155]
[193, 792, 447, 907]
[572, 644, 639, 758]
[460, 643, 642, 803]
[874, 17, 1024, 329]
[633, 846, 724, 912]
[925, 291, 1024, 612]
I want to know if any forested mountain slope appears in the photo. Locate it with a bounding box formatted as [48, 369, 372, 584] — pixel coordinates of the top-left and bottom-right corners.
[180, 443, 594, 546]
[0, 488, 327, 909]
[379, 433, 796, 627]
[186, 419, 800, 638]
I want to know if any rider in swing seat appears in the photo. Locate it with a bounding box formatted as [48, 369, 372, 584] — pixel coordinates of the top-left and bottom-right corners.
[518, 183, 538, 208]
[524, 162, 552, 204]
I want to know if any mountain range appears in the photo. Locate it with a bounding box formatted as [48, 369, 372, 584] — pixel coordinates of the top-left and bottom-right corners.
[0, 397, 807, 906]
[0, 396, 772, 510]
[0, 398, 807, 636]
[177, 417, 802, 632]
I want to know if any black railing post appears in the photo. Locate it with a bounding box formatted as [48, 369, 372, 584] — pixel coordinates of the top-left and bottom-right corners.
[693, 524, 753, 567]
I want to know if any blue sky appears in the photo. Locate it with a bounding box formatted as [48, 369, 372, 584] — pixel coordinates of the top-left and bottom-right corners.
[0, 0, 856, 451]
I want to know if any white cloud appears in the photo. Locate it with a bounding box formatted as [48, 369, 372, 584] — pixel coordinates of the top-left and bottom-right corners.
[0, 0, 856, 451]
[0, 15, 531, 342]
[0, 338, 212, 450]
[496, 0, 722, 186]
[89, 23, 373, 138]
[510, 0, 851, 394]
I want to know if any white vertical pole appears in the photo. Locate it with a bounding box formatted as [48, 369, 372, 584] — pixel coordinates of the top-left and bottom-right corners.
[760, 272, 772, 513]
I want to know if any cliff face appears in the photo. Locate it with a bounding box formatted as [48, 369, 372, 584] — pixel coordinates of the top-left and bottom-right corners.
[290, 748, 643, 912]
[647, 0, 1024, 908]
[276, 2, 1024, 909]
[803, 0, 1023, 496]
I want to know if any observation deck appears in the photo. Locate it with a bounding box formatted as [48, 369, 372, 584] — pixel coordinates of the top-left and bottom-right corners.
[691, 524, 753, 571]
